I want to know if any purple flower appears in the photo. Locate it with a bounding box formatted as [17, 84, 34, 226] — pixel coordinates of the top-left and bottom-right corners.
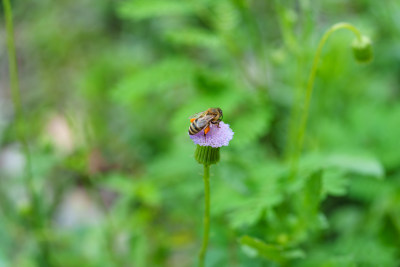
[189, 122, 234, 148]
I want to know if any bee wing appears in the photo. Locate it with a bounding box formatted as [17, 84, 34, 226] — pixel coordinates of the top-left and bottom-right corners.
[196, 115, 214, 128]
[189, 111, 206, 119]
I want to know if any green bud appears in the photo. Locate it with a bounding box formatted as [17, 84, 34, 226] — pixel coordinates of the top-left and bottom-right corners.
[352, 36, 373, 63]
[195, 145, 220, 166]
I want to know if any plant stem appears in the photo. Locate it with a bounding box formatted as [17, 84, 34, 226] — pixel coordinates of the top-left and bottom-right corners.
[88, 179, 125, 266]
[3, 0, 37, 208]
[198, 164, 210, 267]
[290, 22, 363, 178]
[2, 0, 50, 265]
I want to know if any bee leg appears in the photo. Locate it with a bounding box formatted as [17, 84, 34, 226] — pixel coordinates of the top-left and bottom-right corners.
[212, 121, 221, 128]
[211, 121, 220, 128]
[190, 118, 196, 123]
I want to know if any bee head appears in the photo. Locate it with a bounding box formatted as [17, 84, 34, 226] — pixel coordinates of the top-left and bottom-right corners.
[209, 107, 223, 121]
[216, 108, 223, 120]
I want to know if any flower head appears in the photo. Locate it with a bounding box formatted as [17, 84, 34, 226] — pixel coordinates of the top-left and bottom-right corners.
[352, 35, 373, 63]
[189, 121, 234, 148]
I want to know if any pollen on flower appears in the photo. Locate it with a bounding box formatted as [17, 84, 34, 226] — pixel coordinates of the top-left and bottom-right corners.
[189, 122, 234, 148]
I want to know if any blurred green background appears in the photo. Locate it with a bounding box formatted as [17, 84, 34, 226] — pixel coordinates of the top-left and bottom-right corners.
[1, 0, 400, 266]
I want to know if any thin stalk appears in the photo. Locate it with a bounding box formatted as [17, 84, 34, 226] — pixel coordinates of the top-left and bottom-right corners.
[198, 164, 210, 267]
[2, 0, 38, 212]
[2, 0, 50, 265]
[290, 22, 363, 178]
[87, 178, 125, 266]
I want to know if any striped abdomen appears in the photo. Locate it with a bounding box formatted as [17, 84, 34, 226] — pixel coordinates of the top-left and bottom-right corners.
[188, 118, 205, 135]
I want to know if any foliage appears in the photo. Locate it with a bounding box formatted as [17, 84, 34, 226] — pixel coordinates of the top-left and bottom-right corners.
[1, 0, 400, 266]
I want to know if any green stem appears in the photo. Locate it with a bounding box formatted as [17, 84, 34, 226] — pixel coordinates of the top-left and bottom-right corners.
[88, 178, 125, 266]
[290, 22, 363, 177]
[198, 164, 210, 267]
[2, 0, 37, 208]
[2, 0, 50, 265]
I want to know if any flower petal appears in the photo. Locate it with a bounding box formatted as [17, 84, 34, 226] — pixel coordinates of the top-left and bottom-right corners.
[189, 121, 234, 148]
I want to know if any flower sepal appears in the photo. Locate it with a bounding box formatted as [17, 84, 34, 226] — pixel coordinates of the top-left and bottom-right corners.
[352, 35, 373, 63]
[195, 145, 220, 165]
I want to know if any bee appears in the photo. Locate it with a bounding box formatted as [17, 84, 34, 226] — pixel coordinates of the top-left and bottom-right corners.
[188, 108, 223, 136]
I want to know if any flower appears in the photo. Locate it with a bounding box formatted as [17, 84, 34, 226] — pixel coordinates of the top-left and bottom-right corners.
[352, 35, 373, 63]
[189, 121, 234, 148]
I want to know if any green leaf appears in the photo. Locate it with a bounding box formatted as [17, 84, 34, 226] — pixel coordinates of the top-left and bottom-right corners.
[100, 173, 161, 206]
[212, 0, 240, 32]
[301, 153, 384, 179]
[324, 154, 384, 178]
[231, 105, 272, 147]
[303, 170, 323, 213]
[322, 169, 348, 197]
[226, 181, 283, 228]
[118, 0, 196, 21]
[239, 236, 305, 263]
[111, 58, 194, 105]
[240, 236, 285, 262]
[165, 27, 220, 48]
[298, 170, 323, 229]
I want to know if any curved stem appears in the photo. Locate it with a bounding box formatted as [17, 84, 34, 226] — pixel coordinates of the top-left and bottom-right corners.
[198, 164, 210, 267]
[290, 22, 363, 177]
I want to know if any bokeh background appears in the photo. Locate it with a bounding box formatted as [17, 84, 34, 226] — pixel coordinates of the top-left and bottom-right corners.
[1, 0, 400, 266]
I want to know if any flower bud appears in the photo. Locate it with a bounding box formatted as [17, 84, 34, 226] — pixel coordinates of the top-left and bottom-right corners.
[352, 36, 373, 63]
[195, 145, 220, 165]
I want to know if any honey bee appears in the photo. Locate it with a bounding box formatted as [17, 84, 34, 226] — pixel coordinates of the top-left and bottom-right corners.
[188, 108, 223, 136]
